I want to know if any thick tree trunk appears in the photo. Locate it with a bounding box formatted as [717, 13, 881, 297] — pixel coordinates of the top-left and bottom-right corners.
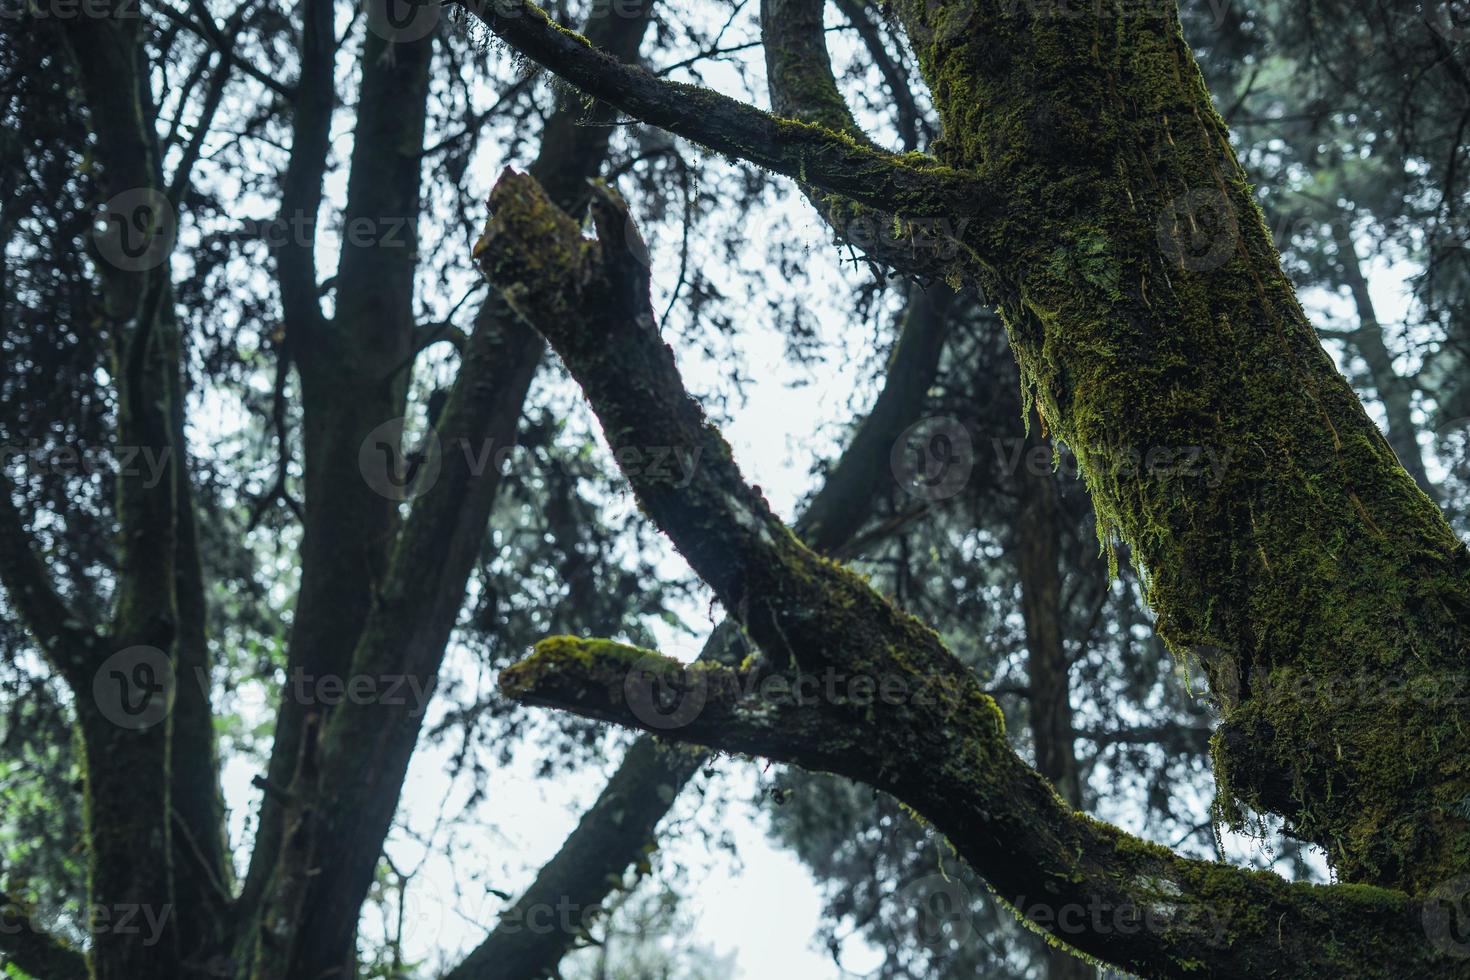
[889, 0, 1470, 891]
[472, 159, 1462, 977]
[455, 0, 1470, 969]
[249, 20, 435, 978]
[53, 9, 201, 977]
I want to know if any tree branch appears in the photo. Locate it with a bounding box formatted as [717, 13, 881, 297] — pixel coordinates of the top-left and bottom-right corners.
[448, 277, 952, 977]
[760, 0, 963, 280]
[246, 6, 662, 973]
[151, 0, 294, 101]
[476, 170, 1454, 979]
[0, 473, 102, 682]
[456, 0, 990, 225]
[832, 0, 928, 152]
[0, 888, 90, 980]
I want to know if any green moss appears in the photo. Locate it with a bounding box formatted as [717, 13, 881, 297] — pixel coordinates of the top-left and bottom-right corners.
[886, 0, 1470, 891]
[500, 635, 653, 698]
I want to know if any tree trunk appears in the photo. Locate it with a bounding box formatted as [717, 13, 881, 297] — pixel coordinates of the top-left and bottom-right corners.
[1331, 221, 1439, 498]
[891, 0, 1470, 891]
[1013, 421, 1091, 980]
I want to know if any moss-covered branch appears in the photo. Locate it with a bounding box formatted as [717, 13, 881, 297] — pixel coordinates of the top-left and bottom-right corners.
[477, 170, 1464, 978]
[467, 0, 1470, 893]
[456, 0, 991, 228]
[761, 0, 967, 281]
[447, 278, 950, 978]
[503, 633, 1445, 979]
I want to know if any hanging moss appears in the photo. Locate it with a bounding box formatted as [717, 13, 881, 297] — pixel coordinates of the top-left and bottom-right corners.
[887, 0, 1470, 892]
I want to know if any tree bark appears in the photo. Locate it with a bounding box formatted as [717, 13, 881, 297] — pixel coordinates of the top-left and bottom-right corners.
[472, 164, 1461, 978]
[250, 6, 659, 978]
[463, 0, 1470, 896]
[51, 7, 227, 975]
[446, 282, 952, 979]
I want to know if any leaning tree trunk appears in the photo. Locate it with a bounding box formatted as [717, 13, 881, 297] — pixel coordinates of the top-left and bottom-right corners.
[888, 1, 1470, 891]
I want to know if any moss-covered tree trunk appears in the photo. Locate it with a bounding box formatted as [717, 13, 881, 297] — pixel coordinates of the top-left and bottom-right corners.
[891, 0, 1470, 891]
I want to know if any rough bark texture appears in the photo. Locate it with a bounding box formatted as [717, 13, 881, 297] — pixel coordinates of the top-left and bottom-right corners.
[48, 7, 223, 977]
[249, 18, 436, 977]
[447, 282, 951, 978]
[462, 0, 1470, 899]
[891, 0, 1470, 892]
[474, 169, 1464, 978]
